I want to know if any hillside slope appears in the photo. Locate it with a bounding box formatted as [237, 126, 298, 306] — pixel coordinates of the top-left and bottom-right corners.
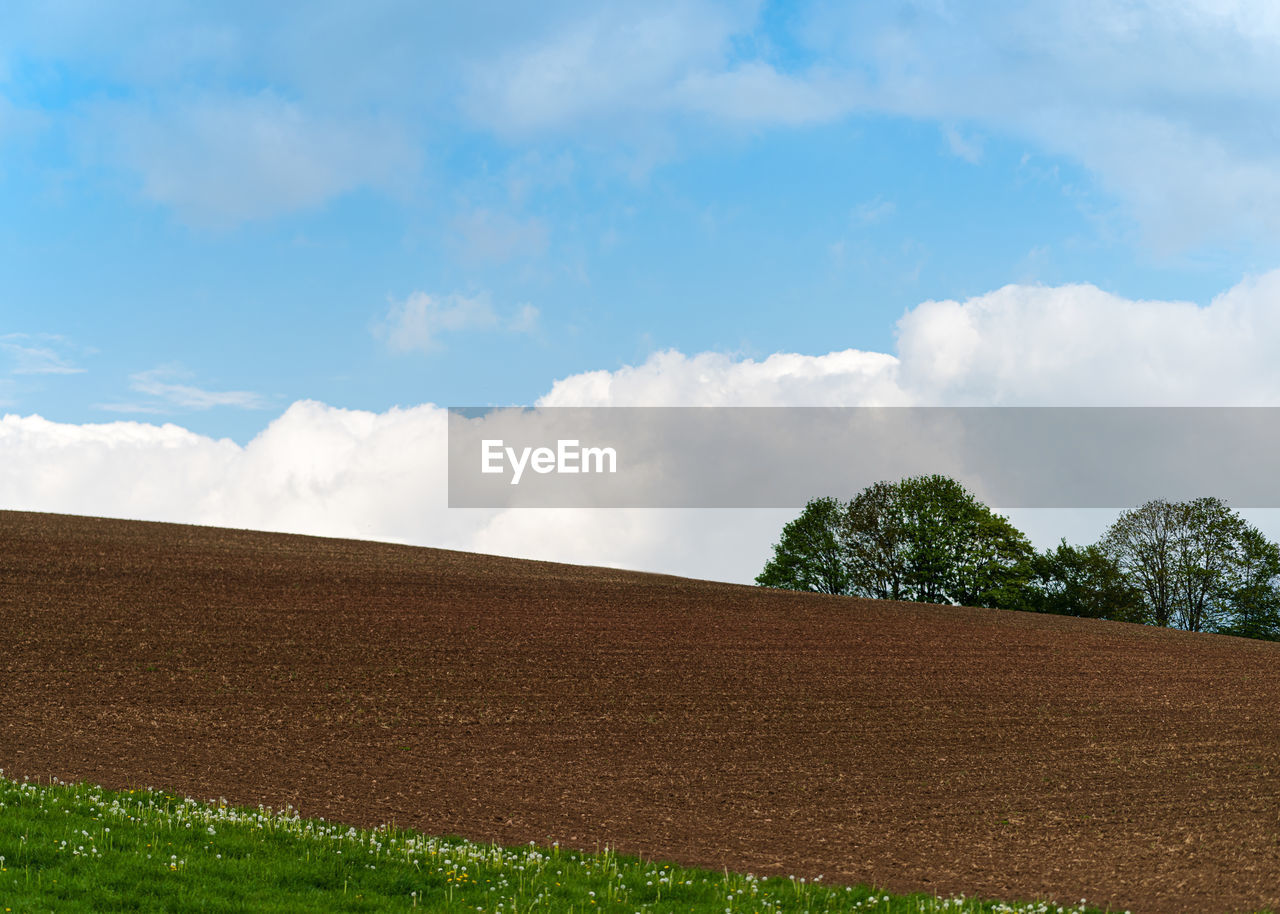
[2, 510, 1278, 913]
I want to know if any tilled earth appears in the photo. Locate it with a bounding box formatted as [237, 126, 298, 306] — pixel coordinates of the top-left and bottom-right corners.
[2, 511, 1279, 913]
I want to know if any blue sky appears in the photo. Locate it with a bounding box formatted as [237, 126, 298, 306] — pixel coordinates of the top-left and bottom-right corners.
[10, 1, 1280, 581]
[5, 1, 1280, 443]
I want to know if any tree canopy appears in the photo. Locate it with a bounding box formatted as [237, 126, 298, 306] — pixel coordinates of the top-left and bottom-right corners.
[759, 480, 1280, 642]
[758, 475, 1034, 610]
[1100, 496, 1280, 634]
[1027, 540, 1146, 622]
[755, 495, 849, 595]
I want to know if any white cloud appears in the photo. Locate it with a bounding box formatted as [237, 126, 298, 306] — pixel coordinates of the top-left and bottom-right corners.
[1, 335, 85, 375]
[462, 2, 855, 136]
[0, 403, 462, 545]
[15, 1, 1280, 243]
[894, 272, 1280, 405]
[12, 270, 1280, 583]
[0, 400, 782, 582]
[96, 366, 267, 413]
[378, 293, 496, 352]
[538, 348, 904, 407]
[462, 4, 744, 133]
[83, 91, 414, 226]
[378, 292, 538, 352]
[1031, 108, 1280, 251]
[825, 1, 1280, 248]
[127, 367, 268, 410]
[460, 0, 1280, 247]
[538, 270, 1280, 410]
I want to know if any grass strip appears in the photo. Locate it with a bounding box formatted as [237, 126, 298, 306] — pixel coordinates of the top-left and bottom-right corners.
[0, 771, 1134, 913]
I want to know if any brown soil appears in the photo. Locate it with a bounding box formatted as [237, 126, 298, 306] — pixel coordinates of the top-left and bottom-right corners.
[2, 510, 1278, 913]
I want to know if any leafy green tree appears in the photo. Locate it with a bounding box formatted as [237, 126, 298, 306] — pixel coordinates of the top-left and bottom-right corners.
[1214, 526, 1280, 640]
[1028, 540, 1147, 622]
[1100, 499, 1180, 627]
[760, 485, 1280, 640]
[841, 474, 1035, 610]
[842, 480, 908, 600]
[1102, 496, 1280, 634]
[948, 502, 1038, 610]
[755, 496, 850, 594]
[891, 474, 968, 604]
[1171, 497, 1246, 633]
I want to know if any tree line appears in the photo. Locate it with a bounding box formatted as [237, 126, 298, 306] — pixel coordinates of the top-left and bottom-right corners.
[756, 474, 1280, 641]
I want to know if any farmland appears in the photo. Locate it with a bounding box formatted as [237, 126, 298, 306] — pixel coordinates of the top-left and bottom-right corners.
[1, 510, 1279, 912]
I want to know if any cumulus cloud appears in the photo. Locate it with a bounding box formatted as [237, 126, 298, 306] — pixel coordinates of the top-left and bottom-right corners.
[11, 271, 1280, 582]
[0, 403, 458, 542]
[894, 273, 1280, 405]
[539, 271, 1280, 409]
[0, 401, 781, 582]
[538, 348, 904, 407]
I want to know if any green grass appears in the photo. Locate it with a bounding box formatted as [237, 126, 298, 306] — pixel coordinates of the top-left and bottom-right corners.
[0, 771, 1125, 913]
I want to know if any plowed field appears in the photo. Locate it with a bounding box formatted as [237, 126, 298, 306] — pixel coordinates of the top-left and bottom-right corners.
[2, 510, 1278, 913]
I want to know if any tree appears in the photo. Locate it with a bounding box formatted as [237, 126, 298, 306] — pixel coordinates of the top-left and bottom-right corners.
[1171, 497, 1246, 633]
[947, 502, 1038, 610]
[840, 474, 1035, 610]
[891, 474, 970, 604]
[755, 496, 850, 595]
[1214, 526, 1280, 640]
[1028, 539, 1147, 622]
[760, 485, 1280, 640]
[1100, 499, 1180, 627]
[842, 481, 908, 600]
[1101, 496, 1280, 634]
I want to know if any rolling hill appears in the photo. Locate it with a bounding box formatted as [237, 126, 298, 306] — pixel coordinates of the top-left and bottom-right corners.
[2, 510, 1277, 913]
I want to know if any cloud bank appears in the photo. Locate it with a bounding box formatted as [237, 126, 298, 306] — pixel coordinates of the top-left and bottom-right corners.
[7, 271, 1280, 582]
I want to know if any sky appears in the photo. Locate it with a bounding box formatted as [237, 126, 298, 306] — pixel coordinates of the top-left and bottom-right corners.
[6, 0, 1280, 582]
